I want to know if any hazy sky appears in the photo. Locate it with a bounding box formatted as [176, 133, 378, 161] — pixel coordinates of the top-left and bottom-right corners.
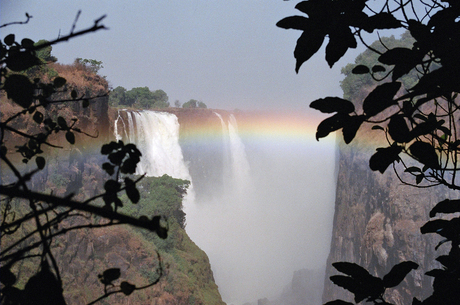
[1, 1, 365, 111]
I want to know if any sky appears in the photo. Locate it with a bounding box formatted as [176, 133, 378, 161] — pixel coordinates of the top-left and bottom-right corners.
[1, 0, 365, 112]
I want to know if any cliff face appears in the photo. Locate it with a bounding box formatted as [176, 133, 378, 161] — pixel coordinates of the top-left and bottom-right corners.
[2, 79, 225, 303]
[323, 132, 452, 304]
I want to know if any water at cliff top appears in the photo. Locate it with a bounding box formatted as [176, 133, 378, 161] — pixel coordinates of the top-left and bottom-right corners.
[115, 110, 336, 304]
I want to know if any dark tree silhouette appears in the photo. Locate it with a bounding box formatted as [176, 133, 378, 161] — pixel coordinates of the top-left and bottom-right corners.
[279, 1, 460, 304]
[0, 13, 168, 304]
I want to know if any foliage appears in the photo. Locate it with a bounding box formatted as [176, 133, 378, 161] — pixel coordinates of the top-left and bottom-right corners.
[120, 174, 189, 229]
[108, 86, 170, 109]
[0, 14, 169, 304]
[340, 32, 416, 101]
[182, 99, 207, 109]
[75, 58, 103, 73]
[279, 0, 460, 304]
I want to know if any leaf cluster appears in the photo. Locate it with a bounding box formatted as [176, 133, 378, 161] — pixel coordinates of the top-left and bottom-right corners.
[279, 1, 460, 305]
[326, 261, 418, 305]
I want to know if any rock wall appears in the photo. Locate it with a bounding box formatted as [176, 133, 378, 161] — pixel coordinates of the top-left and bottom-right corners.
[322, 132, 453, 304]
[2, 98, 226, 304]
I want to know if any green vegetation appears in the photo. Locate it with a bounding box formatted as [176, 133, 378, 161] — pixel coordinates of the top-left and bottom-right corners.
[109, 86, 208, 110]
[279, 1, 460, 304]
[182, 99, 207, 109]
[120, 175, 225, 304]
[340, 32, 417, 101]
[109, 86, 169, 109]
[75, 58, 104, 73]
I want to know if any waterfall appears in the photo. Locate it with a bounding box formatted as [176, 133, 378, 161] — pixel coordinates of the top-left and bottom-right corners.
[214, 112, 251, 194]
[114, 110, 192, 181]
[227, 114, 251, 194]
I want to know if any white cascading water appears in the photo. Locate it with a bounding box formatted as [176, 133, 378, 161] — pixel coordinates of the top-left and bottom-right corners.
[114, 110, 192, 182]
[214, 112, 251, 195]
[227, 114, 251, 194]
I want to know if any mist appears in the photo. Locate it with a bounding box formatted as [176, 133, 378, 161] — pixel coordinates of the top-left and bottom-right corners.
[185, 115, 337, 304]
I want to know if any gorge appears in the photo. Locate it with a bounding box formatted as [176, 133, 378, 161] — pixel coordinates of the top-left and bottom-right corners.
[113, 109, 337, 304]
[3, 96, 448, 305]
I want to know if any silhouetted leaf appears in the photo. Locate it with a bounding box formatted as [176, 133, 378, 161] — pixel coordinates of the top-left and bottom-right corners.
[409, 141, 440, 170]
[342, 115, 365, 144]
[57, 117, 67, 129]
[324, 301, 355, 305]
[98, 268, 121, 285]
[294, 28, 326, 73]
[372, 65, 386, 73]
[372, 125, 384, 131]
[369, 145, 402, 173]
[53, 77, 66, 88]
[276, 16, 311, 30]
[362, 82, 401, 117]
[420, 218, 460, 240]
[24, 262, 66, 305]
[3, 74, 34, 108]
[82, 99, 89, 108]
[362, 12, 402, 32]
[120, 281, 136, 295]
[0, 145, 7, 157]
[388, 115, 412, 143]
[383, 261, 418, 288]
[21, 38, 34, 48]
[102, 162, 115, 175]
[6, 49, 40, 72]
[295, 0, 322, 15]
[36, 156, 45, 170]
[352, 65, 370, 74]
[71, 89, 77, 99]
[405, 166, 421, 173]
[425, 269, 445, 278]
[310, 97, 355, 114]
[429, 199, 460, 217]
[120, 157, 137, 174]
[316, 113, 349, 140]
[379, 48, 420, 81]
[330, 275, 360, 294]
[65, 131, 75, 145]
[436, 255, 456, 269]
[109, 150, 126, 165]
[326, 26, 357, 67]
[104, 179, 121, 193]
[151, 216, 168, 239]
[4, 34, 15, 46]
[408, 20, 431, 49]
[101, 141, 119, 155]
[33, 111, 44, 124]
[0, 266, 17, 286]
[332, 262, 371, 280]
[410, 119, 440, 139]
[416, 174, 424, 184]
[125, 177, 140, 204]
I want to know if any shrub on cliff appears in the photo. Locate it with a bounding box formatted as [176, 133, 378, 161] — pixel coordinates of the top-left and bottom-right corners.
[279, 1, 460, 304]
